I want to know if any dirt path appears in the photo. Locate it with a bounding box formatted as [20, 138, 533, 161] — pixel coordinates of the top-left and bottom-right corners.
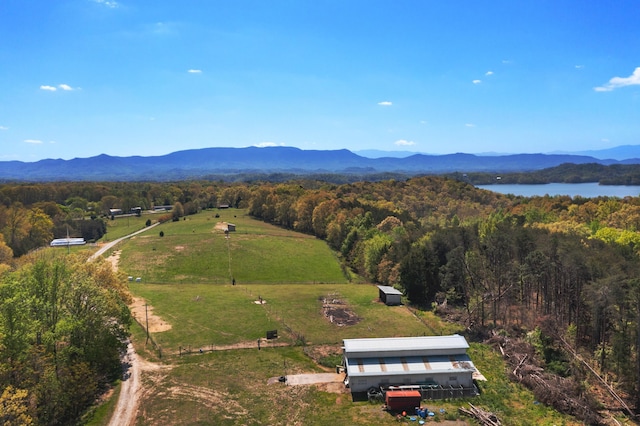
[90, 222, 159, 261]
[91, 222, 159, 426]
[108, 341, 140, 426]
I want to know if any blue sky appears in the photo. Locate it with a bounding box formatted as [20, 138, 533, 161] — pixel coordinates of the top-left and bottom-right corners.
[1, 0, 639, 162]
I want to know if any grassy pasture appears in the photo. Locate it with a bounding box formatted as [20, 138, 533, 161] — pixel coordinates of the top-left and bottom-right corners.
[117, 209, 345, 284]
[128, 282, 453, 352]
[102, 214, 155, 241]
[108, 209, 582, 425]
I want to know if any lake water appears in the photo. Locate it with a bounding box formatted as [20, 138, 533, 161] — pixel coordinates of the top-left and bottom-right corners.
[476, 182, 640, 198]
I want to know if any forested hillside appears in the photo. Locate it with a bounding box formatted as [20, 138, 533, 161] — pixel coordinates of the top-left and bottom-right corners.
[460, 162, 640, 185]
[1, 177, 640, 423]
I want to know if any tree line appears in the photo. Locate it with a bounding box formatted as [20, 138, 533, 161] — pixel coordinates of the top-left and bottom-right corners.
[459, 162, 640, 185]
[0, 181, 250, 257]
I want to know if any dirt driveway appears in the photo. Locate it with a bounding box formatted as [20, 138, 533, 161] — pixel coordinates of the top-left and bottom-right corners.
[271, 372, 345, 386]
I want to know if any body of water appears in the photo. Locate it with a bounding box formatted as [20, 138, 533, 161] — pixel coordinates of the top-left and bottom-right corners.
[476, 182, 640, 198]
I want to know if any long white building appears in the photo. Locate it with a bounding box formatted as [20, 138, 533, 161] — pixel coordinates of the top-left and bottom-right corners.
[342, 334, 480, 397]
[50, 237, 86, 247]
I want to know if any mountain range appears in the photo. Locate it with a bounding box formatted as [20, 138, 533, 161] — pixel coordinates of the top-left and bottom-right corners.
[2, 146, 640, 182]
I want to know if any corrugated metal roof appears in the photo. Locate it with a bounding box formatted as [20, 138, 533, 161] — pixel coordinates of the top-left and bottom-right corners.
[345, 354, 477, 378]
[343, 334, 469, 354]
[377, 285, 403, 295]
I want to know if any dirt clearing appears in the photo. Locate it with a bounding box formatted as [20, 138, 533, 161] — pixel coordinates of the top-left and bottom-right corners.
[321, 293, 361, 326]
[105, 250, 121, 271]
[129, 297, 172, 333]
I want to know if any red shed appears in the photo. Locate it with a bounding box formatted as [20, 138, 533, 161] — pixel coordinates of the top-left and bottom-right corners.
[385, 390, 421, 411]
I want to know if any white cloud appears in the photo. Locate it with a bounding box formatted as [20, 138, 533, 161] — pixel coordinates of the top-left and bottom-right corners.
[472, 79, 482, 84]
[187, 69, 202, 74]
[595, 67, 640, 92]
[485, 71, 494, 76]
[0, 126, 8, 130]
[419, 120, 428, 125]
[394, 139, 416, 146]
[575, 65, 584, 69]
[377, 101, 392, 106]
[254, 142, 284, 148]
[465, 123, 476, 128]
[93, 0, 118, 8]
[40, 83, 79, 91]
[601, 138, 610, 143]
[24, 139, 43, 144]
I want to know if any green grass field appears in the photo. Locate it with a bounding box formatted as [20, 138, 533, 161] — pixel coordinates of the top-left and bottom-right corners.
[117, 209, 345, 284]
[102, 214, 155, 242]
[128, 282, 455, 352]
[98, 208, 582, 425]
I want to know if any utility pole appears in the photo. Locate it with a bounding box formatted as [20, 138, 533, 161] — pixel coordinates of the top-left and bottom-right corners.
[226, 230, 232, 282]
[145, 304, 149, 344]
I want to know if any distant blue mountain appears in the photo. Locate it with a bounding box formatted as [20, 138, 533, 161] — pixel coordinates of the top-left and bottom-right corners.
[355, 149, 419, 158]
[360, 146, 640, 161]
[0, 146, 637, 182]
[558, 145, 640, 161]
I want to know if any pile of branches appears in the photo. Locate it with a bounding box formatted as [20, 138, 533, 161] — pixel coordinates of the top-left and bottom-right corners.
[488, 334, 603, 425]
[459, 403, 501, 426]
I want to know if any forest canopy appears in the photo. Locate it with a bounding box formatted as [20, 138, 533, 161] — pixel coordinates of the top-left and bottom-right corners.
[0, 253, 131, 425]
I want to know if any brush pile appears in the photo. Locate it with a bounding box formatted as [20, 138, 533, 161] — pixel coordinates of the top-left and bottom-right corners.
[458, 403, 501, 426]
[488, 334, 602, 425]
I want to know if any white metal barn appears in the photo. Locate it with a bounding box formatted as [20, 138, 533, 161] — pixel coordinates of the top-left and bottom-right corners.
[50, 237, 86, 247]
[342, 334, 480, 397]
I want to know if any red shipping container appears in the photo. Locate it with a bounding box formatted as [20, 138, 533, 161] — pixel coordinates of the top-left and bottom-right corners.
[385, 390, 422, 411]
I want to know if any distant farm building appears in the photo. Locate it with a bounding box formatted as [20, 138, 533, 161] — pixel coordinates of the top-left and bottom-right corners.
[109, 208, 123, 216]
[50, 237, 86, 247]
[220, 222, 236, 232]
[377, 285, 402, 305]
[153, 205, 173, 211]
[342, 335, 481, 399]
[218, 204, 230, 209]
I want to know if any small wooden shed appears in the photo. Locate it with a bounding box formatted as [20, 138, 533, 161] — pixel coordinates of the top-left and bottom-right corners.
[377, 285, 402, 306]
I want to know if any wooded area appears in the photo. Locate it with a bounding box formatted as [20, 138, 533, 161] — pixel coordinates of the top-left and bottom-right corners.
[459, 162, 640, 185]
[1, 177, 640, 423]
